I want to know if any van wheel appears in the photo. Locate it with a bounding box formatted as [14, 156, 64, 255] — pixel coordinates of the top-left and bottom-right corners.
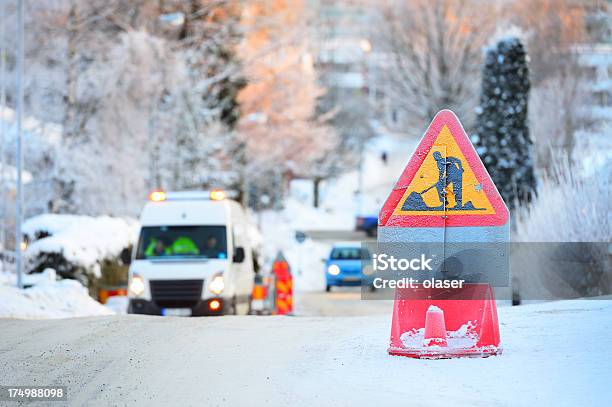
[325, 285, 331, 292]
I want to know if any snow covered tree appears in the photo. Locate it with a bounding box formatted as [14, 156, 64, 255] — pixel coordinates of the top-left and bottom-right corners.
[377, 0, 496, 130]
[472, 37, 535, 209]
[3, 0, 332, 216]
[236, 0, 335, 206]
[6, 1, 247, 215]
[512, 145, 611, 301]
[174, 0, 246, 130]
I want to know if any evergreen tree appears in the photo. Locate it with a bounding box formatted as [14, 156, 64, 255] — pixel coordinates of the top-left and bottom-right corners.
[472, 37, 536, 209]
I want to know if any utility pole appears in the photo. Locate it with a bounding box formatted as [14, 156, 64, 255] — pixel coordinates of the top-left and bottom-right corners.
[357, 39, 372, 217]
[0, 0, 7, 264]
[15, 0, 25, 289]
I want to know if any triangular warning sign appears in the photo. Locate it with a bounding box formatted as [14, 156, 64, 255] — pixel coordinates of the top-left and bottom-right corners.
[379, 110, 509, 228]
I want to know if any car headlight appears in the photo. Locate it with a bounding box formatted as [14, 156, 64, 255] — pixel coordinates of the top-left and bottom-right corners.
[327, 264, 340, 276]
[209, 274, 225, 295]
[129, 275, 145, 296]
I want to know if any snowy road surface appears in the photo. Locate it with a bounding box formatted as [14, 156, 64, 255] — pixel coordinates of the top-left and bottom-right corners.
[1, 299, 611, 406]
[302, 229, 370, 242]
[295, 289, 392, 316]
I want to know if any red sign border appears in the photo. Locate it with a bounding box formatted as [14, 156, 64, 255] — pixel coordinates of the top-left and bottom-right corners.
[379, 110, 509, 228]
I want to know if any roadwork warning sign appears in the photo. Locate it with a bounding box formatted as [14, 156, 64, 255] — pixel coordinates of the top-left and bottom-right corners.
[380, 110, 508, 228]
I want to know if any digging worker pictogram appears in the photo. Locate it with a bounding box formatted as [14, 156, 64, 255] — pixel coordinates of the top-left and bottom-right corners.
[432, 151, 464, 208]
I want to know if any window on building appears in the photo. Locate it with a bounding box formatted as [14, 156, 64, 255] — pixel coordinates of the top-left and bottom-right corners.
[593, 90, 611, 107]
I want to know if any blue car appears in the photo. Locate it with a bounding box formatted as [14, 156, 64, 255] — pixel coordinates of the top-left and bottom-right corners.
[325, 244, 372, 292]
[355, 215, 378, 237]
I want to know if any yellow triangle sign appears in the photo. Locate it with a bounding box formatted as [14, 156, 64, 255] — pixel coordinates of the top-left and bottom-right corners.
[393, 125, 495, 216]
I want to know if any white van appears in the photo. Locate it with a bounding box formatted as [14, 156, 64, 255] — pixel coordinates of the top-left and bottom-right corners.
[127, 190, 255, 316]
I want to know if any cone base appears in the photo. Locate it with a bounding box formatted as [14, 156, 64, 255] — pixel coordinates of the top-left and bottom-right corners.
[388, 345, 502, 359]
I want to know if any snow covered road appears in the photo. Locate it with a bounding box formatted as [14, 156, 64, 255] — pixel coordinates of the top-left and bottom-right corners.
[295, 289, 392, 316]
[1, 299, 611, 406]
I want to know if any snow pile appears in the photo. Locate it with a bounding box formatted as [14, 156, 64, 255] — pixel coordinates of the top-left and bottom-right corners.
[259, 203, 330, 292]
[105, 296, 129, 315]
[400, 321, 479, 349]
[427, 304, 442, 313]
[23, 214, 139, 277]
[0, 270, 114, 319]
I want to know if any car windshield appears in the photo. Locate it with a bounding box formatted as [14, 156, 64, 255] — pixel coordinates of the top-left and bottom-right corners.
[136, 226, 227, 260]
[330, 247, 368, 260]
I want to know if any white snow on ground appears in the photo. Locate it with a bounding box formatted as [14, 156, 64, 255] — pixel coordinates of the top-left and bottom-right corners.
[23, 214, 139, 276]
[104, 295, 129, 315]
[1, 299, 610, 405]
[0, 270, 114, 319]
[401, 321, 479, 349]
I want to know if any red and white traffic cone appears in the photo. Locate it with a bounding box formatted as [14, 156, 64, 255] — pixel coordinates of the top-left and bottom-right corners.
[423, 305, 447, 347]
[387, 284, 502, 358]
[249, 274, 268, 315]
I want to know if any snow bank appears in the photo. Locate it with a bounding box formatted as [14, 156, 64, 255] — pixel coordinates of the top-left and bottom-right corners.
[259, 203, 330, 292]
[0, 270, 114, 319]
[105, 296, 129, 315]
[23, 214, 139, 277]
[400, 321, 479, 349]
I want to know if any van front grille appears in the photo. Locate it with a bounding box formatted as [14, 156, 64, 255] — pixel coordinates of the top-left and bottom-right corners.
[150, 279, 203, 308]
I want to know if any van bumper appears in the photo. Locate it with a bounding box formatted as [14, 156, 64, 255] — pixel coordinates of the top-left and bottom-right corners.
[128, 298, 227, 316]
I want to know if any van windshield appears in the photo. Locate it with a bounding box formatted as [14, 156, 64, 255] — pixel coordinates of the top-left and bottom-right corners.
[136, 226, 227, 260]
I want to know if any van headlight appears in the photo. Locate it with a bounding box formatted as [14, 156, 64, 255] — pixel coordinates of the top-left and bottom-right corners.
[129, 275, 145, 297]
[209, 274, 225, 295]
[327, 264, 340, 276]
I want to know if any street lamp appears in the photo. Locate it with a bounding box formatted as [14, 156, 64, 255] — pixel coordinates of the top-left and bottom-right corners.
[15, 0, 25, 289]
[356, 39, 373, 217]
